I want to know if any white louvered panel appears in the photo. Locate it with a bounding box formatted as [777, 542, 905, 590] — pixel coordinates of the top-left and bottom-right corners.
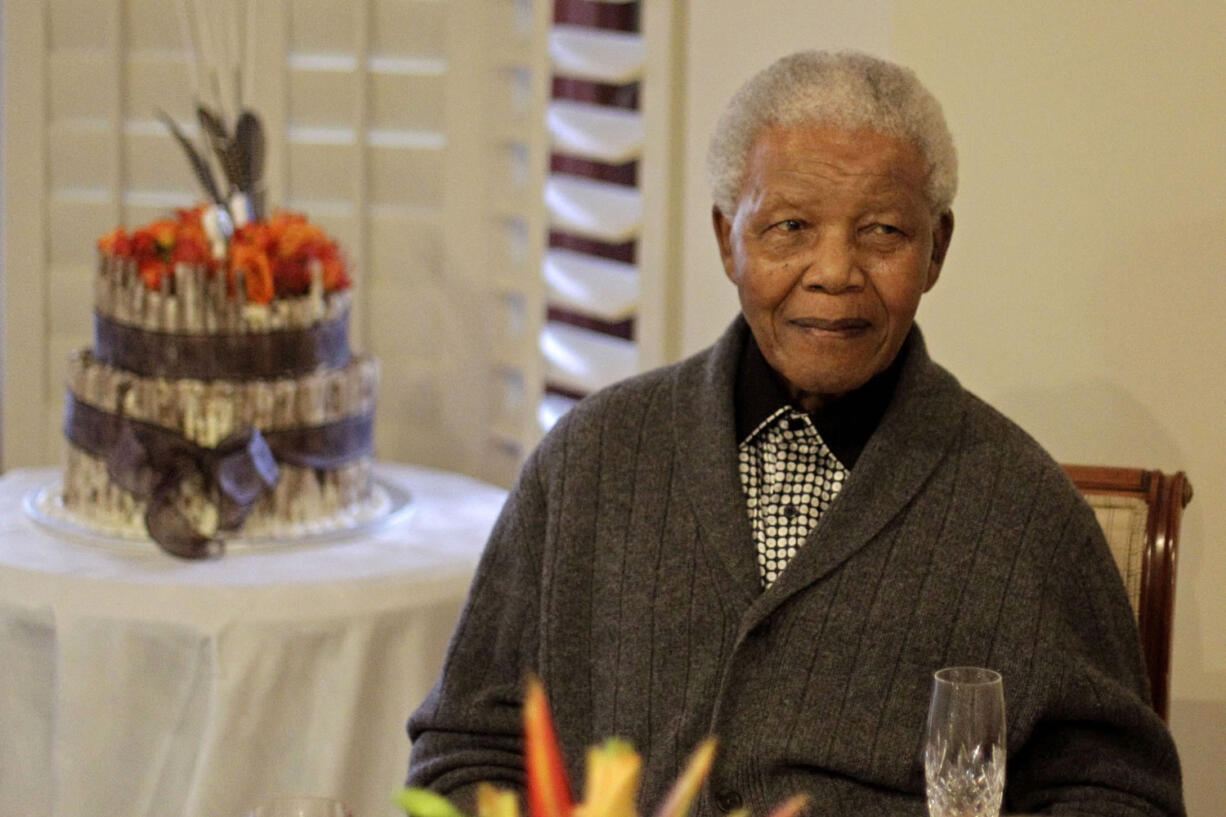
[488, 365, 530, 444]
[533, 1, 647, 439]
[123, 191, 199, 227]
[545, 174, 642, 243]
[369, 71, 447, 133]
[290, 1, 453, 475]
[289, 53, 360, 72]
[368, 209, 445, 276]
[491, 163, 546, 227]
[289, 70, 363, 127]
[491, 289, 533, 354]
[47, 256, 91, 461]
[368, 143, 446, 207]
[287, 0, 371, 353]
[467, 0, 553, 488]
[488, 62, 542, 128]
[492, 140, 535, 195]
[364, 205, 446, 457]
[537, 392, 578, 434]
[125, 53, 194, 120]
[122, 129, 200, 194]
[47, 0, 112, 48]
[547, 100, 643, 164]
[540, 321, 638, 395]
[31, 0, 120, 462]
[47, 124, 112, 192]
[48, 52, 112, 120]
[544, 248, 639, 323]
[285, 140, 361, 205]
[290, 0, 360, 51]
[369, 129, 447, 150]
[549, 25, 644, 84]
[370, 0, 448, 59]
[369, 55, 448, 75]
[125, 0, 183, 46]
[489, 0, 539, 41]
[491, 213, 534, 271]
[48, 261, 95, 338]
[46, 197, 115, 266]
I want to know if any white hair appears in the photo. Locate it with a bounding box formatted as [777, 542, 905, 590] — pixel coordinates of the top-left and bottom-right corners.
[707, 50, 958, 216]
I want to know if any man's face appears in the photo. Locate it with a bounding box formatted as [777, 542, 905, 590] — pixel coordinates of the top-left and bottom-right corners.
[714, 124, 953, 411]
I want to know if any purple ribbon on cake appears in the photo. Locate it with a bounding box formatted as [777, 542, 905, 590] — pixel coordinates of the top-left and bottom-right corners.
[92, 311, 350, 379]
[63, 394, 374, 559]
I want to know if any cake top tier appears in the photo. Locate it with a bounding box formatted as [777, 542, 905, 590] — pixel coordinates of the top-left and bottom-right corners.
[96, 206, 351, 334]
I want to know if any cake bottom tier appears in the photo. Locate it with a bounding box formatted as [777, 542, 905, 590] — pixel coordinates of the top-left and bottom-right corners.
[60, 349, 381, 550]
[61, 446, 378, 540]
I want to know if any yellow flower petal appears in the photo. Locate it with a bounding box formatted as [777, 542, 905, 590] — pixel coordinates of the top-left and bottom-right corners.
[477, 783, 522, 817]
[650, 738, 716, 817]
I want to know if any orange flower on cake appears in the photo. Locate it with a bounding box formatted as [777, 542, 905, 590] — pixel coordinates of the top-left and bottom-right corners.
[95, 206, 349, 304]
[229, 240, 275, 304]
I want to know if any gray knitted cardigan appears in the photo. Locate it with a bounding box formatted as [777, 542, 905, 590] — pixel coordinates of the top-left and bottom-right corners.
[408, 318, 1184, 817]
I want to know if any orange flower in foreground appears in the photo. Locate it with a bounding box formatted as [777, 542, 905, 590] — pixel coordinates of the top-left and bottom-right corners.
[396, 679, 798, 817]
[524, 678, 575, 817]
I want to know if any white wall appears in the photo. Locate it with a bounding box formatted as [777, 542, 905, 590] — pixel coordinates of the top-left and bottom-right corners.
[678, 2, 1224, 814]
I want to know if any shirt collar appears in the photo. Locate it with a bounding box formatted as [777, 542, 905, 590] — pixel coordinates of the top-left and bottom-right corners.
[734, 329, 911, 468]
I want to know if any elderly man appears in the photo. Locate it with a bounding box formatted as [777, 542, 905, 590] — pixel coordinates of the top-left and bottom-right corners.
[408, 51, 1184, 817]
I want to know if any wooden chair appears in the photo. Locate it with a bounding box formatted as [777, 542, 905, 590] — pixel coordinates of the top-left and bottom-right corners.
[1062, 465, 1193, 721]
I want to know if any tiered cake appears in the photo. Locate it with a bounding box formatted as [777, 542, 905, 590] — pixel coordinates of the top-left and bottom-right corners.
[59, 205, 380, 558]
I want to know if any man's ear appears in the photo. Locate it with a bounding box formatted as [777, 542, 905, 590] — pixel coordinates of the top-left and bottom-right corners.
[712, 205, 737, 282]
[924, 209, 954, 292]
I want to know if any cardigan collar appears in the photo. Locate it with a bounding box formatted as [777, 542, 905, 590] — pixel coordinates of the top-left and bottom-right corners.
[672, 314, 967, 617]
[734, 329, 908, 469]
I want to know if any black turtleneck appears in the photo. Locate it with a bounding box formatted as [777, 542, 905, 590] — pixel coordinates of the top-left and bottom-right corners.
[733, 331, 910, 469]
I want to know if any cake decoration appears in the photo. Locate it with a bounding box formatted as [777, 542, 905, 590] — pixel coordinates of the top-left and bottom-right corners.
[57, 36, 380, 558]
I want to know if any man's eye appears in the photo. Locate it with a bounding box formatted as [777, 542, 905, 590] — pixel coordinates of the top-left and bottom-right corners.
[868, 223, 901, 235]
[772, 219, 804, 232]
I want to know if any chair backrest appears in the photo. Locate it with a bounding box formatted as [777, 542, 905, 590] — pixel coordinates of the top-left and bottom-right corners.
[1062, 465, 1192, 721]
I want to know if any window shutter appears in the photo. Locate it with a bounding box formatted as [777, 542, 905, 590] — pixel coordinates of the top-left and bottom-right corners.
[538, 0, 644, 429]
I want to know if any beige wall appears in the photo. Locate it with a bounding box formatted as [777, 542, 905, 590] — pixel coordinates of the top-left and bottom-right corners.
[678, 2, 1224, 814]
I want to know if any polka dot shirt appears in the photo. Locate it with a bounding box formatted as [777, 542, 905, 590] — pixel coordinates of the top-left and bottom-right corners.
[739, 407, 849, 586]
[734, 329, 909, 590]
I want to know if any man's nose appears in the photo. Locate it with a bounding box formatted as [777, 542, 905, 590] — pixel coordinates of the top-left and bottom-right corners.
[800, 232, 861, 293]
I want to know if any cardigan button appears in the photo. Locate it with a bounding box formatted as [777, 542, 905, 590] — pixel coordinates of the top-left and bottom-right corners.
[715, 790, 743, 812]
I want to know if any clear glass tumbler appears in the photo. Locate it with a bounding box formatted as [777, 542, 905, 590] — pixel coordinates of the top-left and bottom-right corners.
[924, 666, 1006, 817]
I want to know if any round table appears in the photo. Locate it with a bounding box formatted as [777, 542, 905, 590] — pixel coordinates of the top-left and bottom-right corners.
[0, 463, 506, 817]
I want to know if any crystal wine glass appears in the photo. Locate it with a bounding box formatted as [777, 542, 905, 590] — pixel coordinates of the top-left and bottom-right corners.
[924, 666, 1006, 817]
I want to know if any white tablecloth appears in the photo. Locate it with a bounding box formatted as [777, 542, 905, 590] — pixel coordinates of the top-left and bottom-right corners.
[0, 463, 506, 817]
